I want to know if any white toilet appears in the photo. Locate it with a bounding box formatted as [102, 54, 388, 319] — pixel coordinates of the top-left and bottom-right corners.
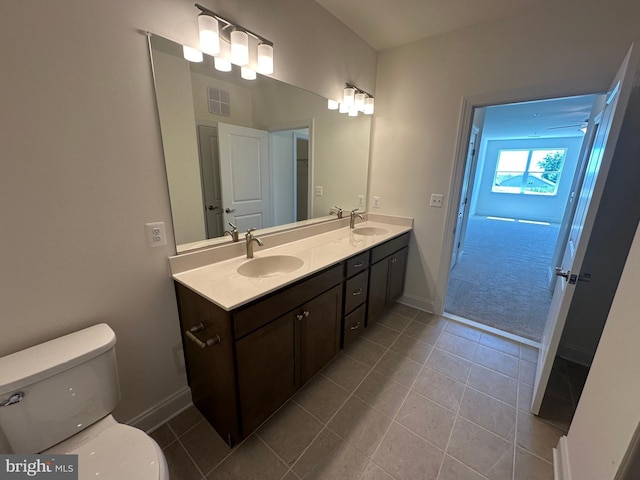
[0, 323, 169, 480]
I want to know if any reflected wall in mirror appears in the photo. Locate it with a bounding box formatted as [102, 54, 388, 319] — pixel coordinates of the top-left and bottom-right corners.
[148, 34, 371, 252]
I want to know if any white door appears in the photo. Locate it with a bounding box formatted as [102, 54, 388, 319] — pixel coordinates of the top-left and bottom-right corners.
[531, 44, 640, 413]
[218, 123, 271, 233]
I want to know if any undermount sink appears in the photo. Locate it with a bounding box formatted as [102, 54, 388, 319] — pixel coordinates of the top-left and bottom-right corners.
[237, 255, 304, 278]
[352, 227, 389, 236]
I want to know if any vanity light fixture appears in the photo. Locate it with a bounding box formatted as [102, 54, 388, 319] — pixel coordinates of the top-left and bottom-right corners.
[182, 45, 203, 62]
[193, 4, 275, 77]
[331, 83, 374, 116]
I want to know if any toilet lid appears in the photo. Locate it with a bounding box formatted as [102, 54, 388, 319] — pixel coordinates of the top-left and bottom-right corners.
[67, 423, 164, 480]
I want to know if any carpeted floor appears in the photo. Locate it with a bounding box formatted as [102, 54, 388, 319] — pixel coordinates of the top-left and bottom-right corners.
[445, 216, 561, 342]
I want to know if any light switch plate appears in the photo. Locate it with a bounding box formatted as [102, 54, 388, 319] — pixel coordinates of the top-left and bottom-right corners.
[373, 196, 381, 208]
[315, 186, 323, 196]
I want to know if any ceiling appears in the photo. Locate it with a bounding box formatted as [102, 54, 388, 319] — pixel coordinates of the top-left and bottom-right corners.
[315, 0, 540, 51]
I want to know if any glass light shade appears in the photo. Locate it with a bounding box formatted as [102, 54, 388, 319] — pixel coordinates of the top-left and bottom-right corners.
[343, 87, 355, 107]
[348, 105, 359, 117]
[182, 45, 203, 63]
[339, 102, 350, 113]
[364, 97, 375, 115]
[198, 15, 220, 55]
[241, 67, 257, 80]
[214, 40, 232, 72]
[327, 99, 339, 110]
[230, 30, 249, 66]
[355, 92, 366, 111]
[257, 43, 274, 74]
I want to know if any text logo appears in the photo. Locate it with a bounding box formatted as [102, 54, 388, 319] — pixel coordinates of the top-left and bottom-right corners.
[0, 455, 77, 480]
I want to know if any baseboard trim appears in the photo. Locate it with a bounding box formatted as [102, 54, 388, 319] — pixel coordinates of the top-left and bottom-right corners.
[127, 386, 193, 434]
[397, 293, 435, 314]
[553, 435, 572, 480]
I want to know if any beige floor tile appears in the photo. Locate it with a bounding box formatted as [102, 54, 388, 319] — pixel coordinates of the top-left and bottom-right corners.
[354, 371, 410, 417]
[373, 350, 422, 387]
[180, 419, 232, 474]
[520, 345, 539, 364]
[445, 321, 482, 342]
[375, 311, 413, 332]
[519, 360, 537, 386]
[163, 441, 203, 480]
[516, 410, 565, 462]
[208, 435, 288, 480]
[294, 375, 350, 423]
[257, 401, 323, 466]
[328, 396, 393, 457]
[168, 406, 205, 437]
[292, 428, 369, 480]
[359, 462, 394, 480]
[321, 353, 371, 392]
[438, 454, 487, 480]
[395, 391, 456, 449]
[412, 367, 465, 412]
[414, 311, 448, 331]
[459, 388, 516, 441]
[343, 337, 387, 368]
[389, 333, 434, 364]
[468, 364, 518, 406]
[403, 320, 443, 345]
[479, 332, 520, 357]
[150, 423, 176, 449]
[518, 383, 534, 413]
[388, 303, 419, 319]
[425, 348, 472, 383]
[374, 422, 443, 480]
[474, 344, 519, 379]
[447, 417, 514, 480]
[361, 323, 401, 348]
[437, 331, 479, 361]
[514, 448, 553, 480]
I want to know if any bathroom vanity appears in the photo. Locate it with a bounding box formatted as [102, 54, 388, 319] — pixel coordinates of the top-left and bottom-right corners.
[170, 216, 411, 447]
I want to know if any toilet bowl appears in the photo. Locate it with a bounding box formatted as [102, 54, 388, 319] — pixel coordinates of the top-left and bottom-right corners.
[0, 324, 169, 480]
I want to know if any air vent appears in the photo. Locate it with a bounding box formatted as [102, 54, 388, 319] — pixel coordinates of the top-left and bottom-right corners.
[208, 87, 231, 116]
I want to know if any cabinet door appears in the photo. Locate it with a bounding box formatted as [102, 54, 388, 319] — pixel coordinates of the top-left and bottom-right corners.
[387, 247, 408, 305]
[368, 259, 389, 323]
[299, 285, 342, 384]
[236, 313, 297, 435]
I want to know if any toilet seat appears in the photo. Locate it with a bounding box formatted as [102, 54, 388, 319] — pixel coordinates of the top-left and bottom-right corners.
[46, 415, 168, 480]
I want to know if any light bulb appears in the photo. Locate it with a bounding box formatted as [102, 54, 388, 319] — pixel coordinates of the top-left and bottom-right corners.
[230, 30, 249, 66]
[364, 97, 375, 115]
[198, 15, 220, 55]
[327, 99, 339, 110]
[257, 43, 274, 74]
[343, 87, 355, 107]
[241, 67, 256, 80]
[182, 45, 203, 63]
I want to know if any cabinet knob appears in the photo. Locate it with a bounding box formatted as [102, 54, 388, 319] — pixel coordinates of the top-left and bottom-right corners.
[296, 311, 310, 321]
[296, 313, 304, 321]
[352, 288, 363, 296]
[303, 310, 310, 317]
[350, 322, 361, 331]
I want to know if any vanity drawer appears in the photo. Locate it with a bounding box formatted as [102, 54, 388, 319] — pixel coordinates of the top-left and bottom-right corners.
[343, 304, 366, 348]
[371, 232, 410, 263]
[345, 251, 370, 278]
[344, 270, 368, 314]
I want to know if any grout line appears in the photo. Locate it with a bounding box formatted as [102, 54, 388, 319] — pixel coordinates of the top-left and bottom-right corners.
[167, 422, 208, 479]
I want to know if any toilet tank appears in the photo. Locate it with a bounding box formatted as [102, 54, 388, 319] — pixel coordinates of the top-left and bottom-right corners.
[0, 324, 121, 453]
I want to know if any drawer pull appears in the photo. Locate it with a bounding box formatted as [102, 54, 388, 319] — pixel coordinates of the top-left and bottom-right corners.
[352, 288, 363, 296]
[350, 322, 361, 331]
[186, 322, 221, 349]
[296, 310, 310, 321]
[353, 261, 365, 268]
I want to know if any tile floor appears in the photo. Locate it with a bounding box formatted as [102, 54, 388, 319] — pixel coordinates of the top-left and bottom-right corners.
[151, 304, 575, 480]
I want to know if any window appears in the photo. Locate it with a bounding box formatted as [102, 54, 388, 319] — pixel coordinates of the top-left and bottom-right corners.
[492, 148, 567, 195]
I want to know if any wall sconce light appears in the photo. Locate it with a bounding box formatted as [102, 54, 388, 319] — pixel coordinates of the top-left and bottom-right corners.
[330, 83, 374, 116]
[184, 3, 274, 80]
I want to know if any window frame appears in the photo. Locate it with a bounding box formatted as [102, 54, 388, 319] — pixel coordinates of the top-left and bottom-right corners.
[492, 148, 567, 196]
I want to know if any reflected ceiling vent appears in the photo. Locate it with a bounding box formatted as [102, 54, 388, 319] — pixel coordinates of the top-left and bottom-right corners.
[208, 87, 231, 116]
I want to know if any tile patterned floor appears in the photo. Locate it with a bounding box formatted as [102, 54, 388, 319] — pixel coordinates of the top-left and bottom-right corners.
[151, 304, 573, 480]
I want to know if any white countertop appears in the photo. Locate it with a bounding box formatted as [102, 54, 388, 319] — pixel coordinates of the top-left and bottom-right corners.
[172, 219, 412, 311]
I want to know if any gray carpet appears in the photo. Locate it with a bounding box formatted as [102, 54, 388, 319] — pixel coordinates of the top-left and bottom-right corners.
[445, 216, 560, 342]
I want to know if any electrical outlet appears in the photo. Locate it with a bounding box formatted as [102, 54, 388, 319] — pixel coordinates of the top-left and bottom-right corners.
[315, 186, 323, 196]
[357, 195, 365, 207]
[373, 196, 381, 208]
[430, 194, 444, 208]
[145, 222, 167, 247]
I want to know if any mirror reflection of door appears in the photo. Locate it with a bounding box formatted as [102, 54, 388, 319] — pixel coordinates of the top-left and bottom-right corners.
[197, 125, 224, 238]
[294, 132, 310, 222]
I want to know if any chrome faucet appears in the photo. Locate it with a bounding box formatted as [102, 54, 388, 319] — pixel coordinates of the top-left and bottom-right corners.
[245, 228, 263, 258]
[350, 209, 364, 228]
[330, 206, 343, 218]
[223, 223, 239, 242]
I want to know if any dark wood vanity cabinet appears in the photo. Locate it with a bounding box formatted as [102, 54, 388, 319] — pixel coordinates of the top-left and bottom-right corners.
[342, 251, 370, 347]
[368, 233, 410, 322]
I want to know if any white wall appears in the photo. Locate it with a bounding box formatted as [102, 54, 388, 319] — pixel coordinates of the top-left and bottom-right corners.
[369, 0, 640, 313]
[0, 0, 376, 452]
